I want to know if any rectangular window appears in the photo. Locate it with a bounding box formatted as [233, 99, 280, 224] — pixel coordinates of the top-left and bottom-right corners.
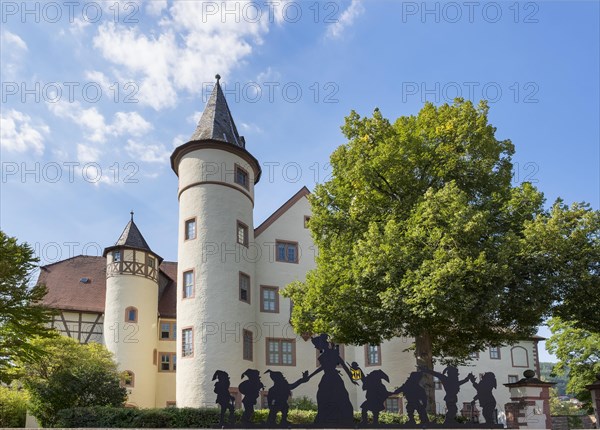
[489, 347, 501, 359]
[366, 344, 381, 366]
[159, 352, 176, 372]
[304, 216, 311, 229]
[434, 377, 442, 390]
[185, 218, 196, 240]
[385, 396, 401, 413]
[237, 221, 249, 247]
[508, 375, 519, 384]
[183, 270, 194, 298]
[266, 338, 295, 366]
[469, 351, 480, 360]
[160, 321, 176, 340]
[182, 328, 193, 357]
[276, 240, 298, 263]
[113, 250, 121, 262]
[235, 165, 249, 189]
[260, 286, 279, 313]
[147, 256, 155, 268]
[239, 272, 250, 304]
[243, 329, 253, 361]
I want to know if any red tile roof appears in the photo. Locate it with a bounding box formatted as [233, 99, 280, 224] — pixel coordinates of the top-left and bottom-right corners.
[38, 255, 177, 317]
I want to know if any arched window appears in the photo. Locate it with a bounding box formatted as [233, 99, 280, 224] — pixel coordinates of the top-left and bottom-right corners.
[125, 306, 138, 323]
[511, 346, 529, 368]
[122, 370, 135, 387]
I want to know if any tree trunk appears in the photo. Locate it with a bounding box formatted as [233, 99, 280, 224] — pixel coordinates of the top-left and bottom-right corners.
[415, 331, 436, 415]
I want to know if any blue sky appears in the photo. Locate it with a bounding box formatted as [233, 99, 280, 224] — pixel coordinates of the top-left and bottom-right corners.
[1, 1, 598, 362]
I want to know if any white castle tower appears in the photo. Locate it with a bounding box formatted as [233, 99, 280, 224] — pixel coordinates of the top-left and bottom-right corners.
[171, 75, 262, 407]
[103, 213, 162, 407]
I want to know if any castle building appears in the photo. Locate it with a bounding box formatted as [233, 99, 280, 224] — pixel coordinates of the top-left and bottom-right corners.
[39, 76, 543, 421]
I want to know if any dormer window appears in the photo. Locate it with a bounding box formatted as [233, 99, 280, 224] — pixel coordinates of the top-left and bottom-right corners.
[113, 250, 121, 262]
[235, 165, 249, 190]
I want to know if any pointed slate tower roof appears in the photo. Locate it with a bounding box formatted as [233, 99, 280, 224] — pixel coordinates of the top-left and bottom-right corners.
[103, 212, 163, 262]
[170, 74, 261, 182]
[189, 74, 245, 147]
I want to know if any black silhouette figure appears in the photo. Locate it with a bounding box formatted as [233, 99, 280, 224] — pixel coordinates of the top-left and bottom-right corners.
[393, 371, 429, 426]
[305, 334, 357, 426]
[360, 369, 393, 425]
[213, 370, 235, 426]
[264, 370, 309, 426]
[420, 366, 472, 424]
[469, 372, 497, 424]
[239, 368, 265, 425]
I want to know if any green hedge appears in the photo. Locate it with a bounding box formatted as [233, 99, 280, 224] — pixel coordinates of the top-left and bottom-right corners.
[0, 384, 28, 427]
[55, 406, 421, 428]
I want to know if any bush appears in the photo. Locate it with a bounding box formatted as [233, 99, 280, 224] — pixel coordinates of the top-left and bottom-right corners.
[55, 406, 420, 428]
[288, 395, 318, 411]
[0, 384, 28, 427]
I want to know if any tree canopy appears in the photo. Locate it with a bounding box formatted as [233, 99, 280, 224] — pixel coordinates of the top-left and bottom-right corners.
[284, 99, 600, 364]
[547, 317, 600, 411]
[0, 230, 55, 382]
[15, 336, 127, 427]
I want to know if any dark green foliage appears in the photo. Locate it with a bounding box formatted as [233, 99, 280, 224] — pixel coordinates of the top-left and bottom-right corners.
[0, 384, 28, 427]
[15, 336, 126, 427]
[0, 230, 56, 382]
[539, 362, 569, 395]
[288, 395, 318, 410]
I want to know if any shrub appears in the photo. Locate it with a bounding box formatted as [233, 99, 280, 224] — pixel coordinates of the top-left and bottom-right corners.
[0, 384, 28, 427]
[288, 395, 318, 411]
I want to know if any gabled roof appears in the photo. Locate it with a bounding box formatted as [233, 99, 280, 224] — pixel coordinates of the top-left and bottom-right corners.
[254, 186, 311, 237]
[189, 74, 245, 148]
[38, 255, 177, 317]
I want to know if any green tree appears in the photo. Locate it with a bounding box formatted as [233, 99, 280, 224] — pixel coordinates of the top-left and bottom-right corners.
[547, 317, 600, 411]
[0, 231, 56, 382]
[16, 336, 127, 427]
[284, 100, 600, 409]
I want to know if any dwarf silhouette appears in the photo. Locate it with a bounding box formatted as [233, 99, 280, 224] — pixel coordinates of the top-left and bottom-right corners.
[394, 371, 429, 425]
[419, 366, 472, 424]
[264, 370, 309, 426]
[239, 368, 264, 425]
[213, 370, 235, 426]
[469, 372, 497, 424]
[360, 369, 393, 425]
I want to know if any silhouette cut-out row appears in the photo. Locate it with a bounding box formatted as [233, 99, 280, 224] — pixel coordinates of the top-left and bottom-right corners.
[213, 334, 499, 428]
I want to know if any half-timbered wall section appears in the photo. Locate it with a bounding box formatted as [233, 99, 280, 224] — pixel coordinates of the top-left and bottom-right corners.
[50, 310, 104, 344]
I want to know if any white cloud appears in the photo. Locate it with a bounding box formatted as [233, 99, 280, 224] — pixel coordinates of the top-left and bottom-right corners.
[1, 30, 28, 80]
[256, 66, 281, 83]
[0, 109, 48, 156]
[48, 100, 152, 142]
[125, 139, 170, 163]
[111, 112, 153, 136]
[77, 143, 101, 164]
[187, 111, 202, 125]
[326, 0, 364, 39]
[146, 0, 167, 16]
[240, 122, 262, 133]
[172, 134, 188, 148]
[91, 1, 270, 110]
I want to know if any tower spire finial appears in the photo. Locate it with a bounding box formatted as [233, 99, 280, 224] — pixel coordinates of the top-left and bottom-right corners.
[130, 210, 134, 221]
[215, 73, 221, 82]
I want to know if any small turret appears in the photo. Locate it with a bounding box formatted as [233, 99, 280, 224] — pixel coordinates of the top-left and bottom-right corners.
[102, 212, 161, 407]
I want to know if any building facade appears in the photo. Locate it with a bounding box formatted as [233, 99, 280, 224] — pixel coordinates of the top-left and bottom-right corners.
[39, 76, 542, 421]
